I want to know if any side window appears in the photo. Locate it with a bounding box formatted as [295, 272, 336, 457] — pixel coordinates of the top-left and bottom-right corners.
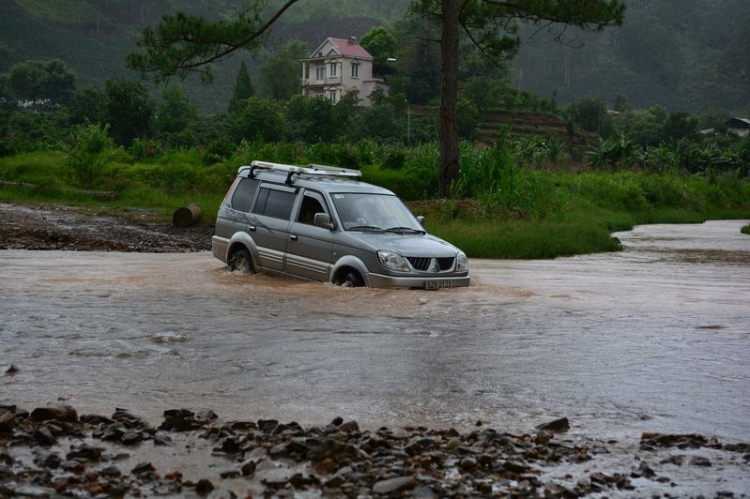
[252, 187, 296, 220]
[297, 194, 327, 225]
[230, 177, 260, 213]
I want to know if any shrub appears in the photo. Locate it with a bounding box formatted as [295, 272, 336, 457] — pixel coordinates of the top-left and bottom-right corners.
[66, 123, 113, 186]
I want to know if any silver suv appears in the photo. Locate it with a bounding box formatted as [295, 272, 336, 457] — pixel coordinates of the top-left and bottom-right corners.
[212, 161, 470, 289]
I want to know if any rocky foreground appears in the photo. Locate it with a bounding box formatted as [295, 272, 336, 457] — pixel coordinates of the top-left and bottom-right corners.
[1, 403, 749, 498]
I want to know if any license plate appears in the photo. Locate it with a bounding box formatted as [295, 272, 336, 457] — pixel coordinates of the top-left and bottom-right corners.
[425, 280, 452, 290]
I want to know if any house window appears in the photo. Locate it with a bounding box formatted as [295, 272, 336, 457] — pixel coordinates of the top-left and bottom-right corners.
[329, 91, 337, 104]
[315, 66, 325, 81]
[304, 65, 309, 80]
[329, 63, 337, 78]
[351, 63, 359, 78]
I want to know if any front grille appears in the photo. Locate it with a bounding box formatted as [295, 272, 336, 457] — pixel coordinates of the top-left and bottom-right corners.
[407, 257, 430, 271]
[437, 257, 455, 270]
[406, 257, 455, 272]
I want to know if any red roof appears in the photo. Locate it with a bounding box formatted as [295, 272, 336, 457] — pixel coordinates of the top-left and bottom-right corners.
[312, 37, 373, 60]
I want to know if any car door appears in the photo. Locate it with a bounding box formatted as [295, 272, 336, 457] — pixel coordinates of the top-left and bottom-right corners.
[285, 190, 335, 281]
[249, 183, 298, 272]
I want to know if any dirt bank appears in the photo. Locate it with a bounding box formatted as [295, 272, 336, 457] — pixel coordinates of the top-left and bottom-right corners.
[0, 202, 213, 252]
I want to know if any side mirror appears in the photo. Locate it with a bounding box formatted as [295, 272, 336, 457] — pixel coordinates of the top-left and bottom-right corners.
[416, 215, 426, 228]
[314, 213, 335, 230]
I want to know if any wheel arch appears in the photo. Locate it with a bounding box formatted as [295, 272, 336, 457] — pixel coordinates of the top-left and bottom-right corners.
[331, 255, 370, 287]
[227, 233, 260, 271]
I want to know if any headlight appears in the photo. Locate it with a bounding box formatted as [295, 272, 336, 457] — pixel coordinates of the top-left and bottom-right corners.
[378, 250, 410, 272]
[455, 251, 468, 271]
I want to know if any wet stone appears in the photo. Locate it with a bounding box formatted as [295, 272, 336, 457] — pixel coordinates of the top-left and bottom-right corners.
[690, 456, 712, 467]
[536, 417, 570, 433]
[195, 478, 214, 495]
[30, 406, 78, 424]
[67, 444, 103, 462]
[120, 430, 144, 445]
[131, 462, 156, 476]
[0, 409, 16, 432]
[372, 476, 419, 495]
[33, 427, 58, 446]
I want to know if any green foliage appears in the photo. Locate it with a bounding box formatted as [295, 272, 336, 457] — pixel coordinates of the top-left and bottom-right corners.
[0, 109, 69, 155]
[127, 2, 301, 83]
[259, 40, 308, 101]
[104, 78, 155, 147]
[7, 59, 76, 107]
[233, 97, 286, 143]
[203, 139, 237, 165]
[3, 137, 749, 259]
[661, 112, 698, 143]
[156, 83, 198, 143]
[228, 60, 255, 112]
[360, 26, 398, 63]
[741, 224, 750, 236]
[69, 85, 106, 126]
[566, 98, 614, 136]
[66, 123, 113, 186]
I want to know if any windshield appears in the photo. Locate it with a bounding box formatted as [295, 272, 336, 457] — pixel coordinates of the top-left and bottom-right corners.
[331, 193, 424, 232]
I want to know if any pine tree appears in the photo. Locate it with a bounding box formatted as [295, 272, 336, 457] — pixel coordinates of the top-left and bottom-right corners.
[228, 60, 255, 113]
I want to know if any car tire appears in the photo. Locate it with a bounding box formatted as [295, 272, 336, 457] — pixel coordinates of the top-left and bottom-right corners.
[229, 247, 254, 273]
[339, 269, 365, 287]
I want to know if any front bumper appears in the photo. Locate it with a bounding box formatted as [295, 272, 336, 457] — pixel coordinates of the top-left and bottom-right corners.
[366, 273, 471, 289]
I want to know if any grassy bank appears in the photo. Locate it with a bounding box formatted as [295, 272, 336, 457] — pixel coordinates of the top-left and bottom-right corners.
[1, 143, 749, 259]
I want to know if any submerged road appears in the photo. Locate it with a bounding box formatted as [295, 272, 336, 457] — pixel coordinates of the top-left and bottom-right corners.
[1, 220, 749, 444]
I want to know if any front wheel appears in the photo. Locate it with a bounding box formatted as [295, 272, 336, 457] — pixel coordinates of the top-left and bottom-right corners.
[228, 247, 254, 273]
[338, 269, 365, 287]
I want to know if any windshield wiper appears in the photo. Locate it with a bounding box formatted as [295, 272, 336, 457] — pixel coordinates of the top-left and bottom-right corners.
[348, 225, 384, 231]
[385, 226, 426, 234]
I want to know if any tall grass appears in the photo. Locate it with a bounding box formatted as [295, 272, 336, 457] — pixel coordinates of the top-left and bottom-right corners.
[1, 141, 749, 259]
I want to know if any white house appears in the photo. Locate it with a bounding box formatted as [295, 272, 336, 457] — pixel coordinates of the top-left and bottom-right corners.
[301, 36, 388, 106]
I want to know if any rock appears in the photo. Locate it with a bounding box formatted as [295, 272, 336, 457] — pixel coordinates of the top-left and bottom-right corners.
[536, 417, 570, 433]
[4, 364, 19, 375]
[631, 460, 656, 478]
[690, 456, 712, 467]
[195, 478, 214, 495]
[120, 431, 144, 445]
[33, 427, 58, 446]
[0, 409, 15, 432]
[640, 433, 709, 449]
[66, 444, 103, 462]
[373, 476, 419, 495]
[30, 405, 78, 423]
[338, 420, 360, 433]
[131, 462, 156, 476]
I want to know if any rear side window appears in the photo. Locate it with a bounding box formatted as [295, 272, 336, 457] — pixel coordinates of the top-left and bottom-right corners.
[252, 187, 297, 220]
[231, 177, 260, 212]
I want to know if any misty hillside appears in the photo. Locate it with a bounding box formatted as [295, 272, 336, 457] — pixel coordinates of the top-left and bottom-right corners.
[1, 0, 747, 115]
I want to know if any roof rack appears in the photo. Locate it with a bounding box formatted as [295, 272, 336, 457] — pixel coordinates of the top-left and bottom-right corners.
[243, 160, 362, 184]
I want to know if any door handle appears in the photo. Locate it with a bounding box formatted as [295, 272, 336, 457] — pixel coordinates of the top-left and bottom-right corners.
[290, 234, 298, 241]
[248, 225, 256, 231]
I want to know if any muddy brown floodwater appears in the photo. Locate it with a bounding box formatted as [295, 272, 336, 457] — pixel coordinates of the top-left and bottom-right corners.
[1, 219, 750, 495]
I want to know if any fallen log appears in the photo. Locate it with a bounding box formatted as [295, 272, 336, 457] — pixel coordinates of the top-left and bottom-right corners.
[172, 203, 202, 227]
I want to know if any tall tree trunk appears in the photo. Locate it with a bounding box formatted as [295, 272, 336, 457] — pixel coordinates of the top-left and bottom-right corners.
[438, 0, 460, 197]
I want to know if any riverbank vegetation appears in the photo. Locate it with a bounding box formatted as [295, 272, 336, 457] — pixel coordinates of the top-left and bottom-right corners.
[1, 45, 749, 259]
[1, 134, 748, 259]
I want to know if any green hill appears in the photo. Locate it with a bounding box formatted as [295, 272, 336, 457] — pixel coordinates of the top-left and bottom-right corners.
[1, 0, 748, 115]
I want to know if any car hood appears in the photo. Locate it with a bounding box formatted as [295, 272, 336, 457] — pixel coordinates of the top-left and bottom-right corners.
[340, 231, 460, 257]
